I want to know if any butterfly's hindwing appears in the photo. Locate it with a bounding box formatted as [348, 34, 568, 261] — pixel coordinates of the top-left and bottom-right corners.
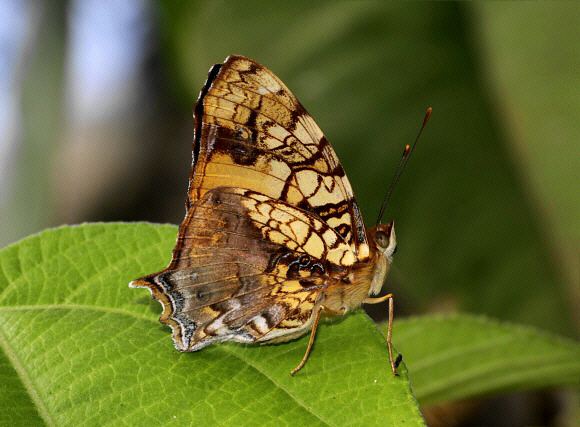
[132, 187, 354, 350]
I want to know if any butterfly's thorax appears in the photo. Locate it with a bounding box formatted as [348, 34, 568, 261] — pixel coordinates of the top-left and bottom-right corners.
[322, 249, 390, 314]
[368, 251, 389, 296]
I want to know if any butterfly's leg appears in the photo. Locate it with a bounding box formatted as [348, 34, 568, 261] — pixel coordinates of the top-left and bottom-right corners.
[290, 305, 324, 376]
[363, 293, 400, 376]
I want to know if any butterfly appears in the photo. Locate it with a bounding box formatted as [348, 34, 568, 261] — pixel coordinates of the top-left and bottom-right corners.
[130, 55, 430, 375]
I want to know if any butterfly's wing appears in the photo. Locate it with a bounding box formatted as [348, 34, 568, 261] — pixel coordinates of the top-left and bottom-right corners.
[131, 187, 356, 350]
[187, 55, 370, 259]
[131, 55, 369, 350]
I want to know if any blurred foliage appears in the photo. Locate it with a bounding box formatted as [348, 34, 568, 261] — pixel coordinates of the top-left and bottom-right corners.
[475, 2, 580, 317]
[1, 2, 66, 248]
[389, 314, 580, 405]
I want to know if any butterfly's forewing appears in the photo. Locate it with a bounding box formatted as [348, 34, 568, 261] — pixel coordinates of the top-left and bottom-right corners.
[188, 55, 369, 259]
[132, 56, 370, 350]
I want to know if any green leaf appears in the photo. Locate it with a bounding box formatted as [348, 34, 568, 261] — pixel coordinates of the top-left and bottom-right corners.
[0, 223, 424, 426]
[384, 314, 580, 406]
[474, 1, 580, 302]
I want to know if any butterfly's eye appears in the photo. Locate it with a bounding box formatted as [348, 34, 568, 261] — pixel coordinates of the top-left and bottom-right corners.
[375, 231, 389, 249]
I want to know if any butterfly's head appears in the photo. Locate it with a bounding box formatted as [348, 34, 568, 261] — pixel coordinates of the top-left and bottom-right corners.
[372, 221, 397, 263]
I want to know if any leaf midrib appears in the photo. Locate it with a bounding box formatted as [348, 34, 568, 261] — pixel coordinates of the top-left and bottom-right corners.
[0, 324, 54, 426]
[0, 304, 334, 426]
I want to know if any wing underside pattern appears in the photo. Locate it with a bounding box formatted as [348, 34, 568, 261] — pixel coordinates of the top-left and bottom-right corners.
[132, 187, 355, 350]
[132, 56, 371, 351]
[188, 55, 369, 259]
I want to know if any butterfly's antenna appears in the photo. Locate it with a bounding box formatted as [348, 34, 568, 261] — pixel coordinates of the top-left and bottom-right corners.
[375, 107, 432, 225]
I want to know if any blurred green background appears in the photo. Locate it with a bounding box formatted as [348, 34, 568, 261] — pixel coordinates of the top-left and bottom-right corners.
[0, 1, 578, 425]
